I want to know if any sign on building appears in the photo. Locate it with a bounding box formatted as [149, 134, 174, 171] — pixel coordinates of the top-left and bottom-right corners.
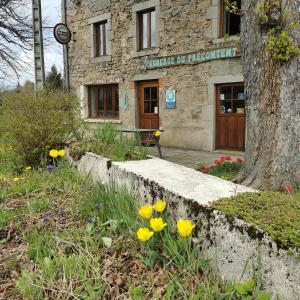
[53, 23, 72, 45]
[166, 89, 176, 109]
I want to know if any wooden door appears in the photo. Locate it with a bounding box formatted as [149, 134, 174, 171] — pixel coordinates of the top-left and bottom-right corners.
[139, 81, 159, 143]
[216, 83, 245, 151]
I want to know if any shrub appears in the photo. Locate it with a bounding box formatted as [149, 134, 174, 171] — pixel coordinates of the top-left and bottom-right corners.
[0, 87, 80, 164]
[69, 124, 149, 161]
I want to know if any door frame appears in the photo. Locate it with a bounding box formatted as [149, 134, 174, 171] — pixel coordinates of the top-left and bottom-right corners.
[137, 80, 160, 129]
[215, 82, 245, 151]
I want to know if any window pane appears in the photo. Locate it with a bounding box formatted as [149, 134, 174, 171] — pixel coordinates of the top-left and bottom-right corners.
[151, 87, 158, 100]
[100, 24, 104, 56]
[107, 86, 113, 116]
[144, 101, 151, 113]
[142, 13, 148, 49]
[151, 100, 158, 113]
[99, 87, 104, 113]
[151, 10, 157, 47]
[115, 87, 119, 116]
[220, 86, 232, 100]
[90, 87, 97, 118]
[144, 88, 151, 101]
[225, 0, 241, 35]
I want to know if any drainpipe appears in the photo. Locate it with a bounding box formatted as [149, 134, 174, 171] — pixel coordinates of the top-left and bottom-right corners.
[61, 0, 70, 91]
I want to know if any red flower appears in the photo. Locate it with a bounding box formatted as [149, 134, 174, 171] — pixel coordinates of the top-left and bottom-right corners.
[220, 156, 226, 162]
[201, 167, 210, 174]
[237, 157, 243, 163]
[225, 156, 232, 161]
[282, 185, 294, 193]
[214, 160, 222, 166]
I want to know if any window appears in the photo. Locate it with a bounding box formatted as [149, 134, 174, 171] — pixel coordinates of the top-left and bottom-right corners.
[218, 83, 244, 114]
[88, 85, 119, 119]
[138, 9, 157, 50]
[95, 21, 108, 57]
[220, 0, 241, 36]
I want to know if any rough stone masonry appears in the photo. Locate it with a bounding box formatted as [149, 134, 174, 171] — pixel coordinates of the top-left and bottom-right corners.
[66, 0, 243, 151]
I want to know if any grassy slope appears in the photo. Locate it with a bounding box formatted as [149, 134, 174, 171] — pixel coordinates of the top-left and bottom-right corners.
[213, 192, 300, 251]
[0, 148, 270, 299]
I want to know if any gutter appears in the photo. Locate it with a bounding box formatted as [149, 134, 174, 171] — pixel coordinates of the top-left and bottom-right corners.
[61, 0, 70, 91]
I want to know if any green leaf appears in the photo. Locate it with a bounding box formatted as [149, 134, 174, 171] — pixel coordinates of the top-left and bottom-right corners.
[244, 278, 255, 292]
[258, 291, 271, 300]
[102, 237, 112, 248]
[234, 283, 247, 295]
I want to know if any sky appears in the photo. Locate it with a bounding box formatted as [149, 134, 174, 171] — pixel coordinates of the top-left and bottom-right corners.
[1, 0, 64, 88]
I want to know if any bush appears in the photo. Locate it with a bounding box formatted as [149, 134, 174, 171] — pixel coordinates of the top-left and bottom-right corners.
[0, 87, 80, 164]
[69, 124, 149, 161]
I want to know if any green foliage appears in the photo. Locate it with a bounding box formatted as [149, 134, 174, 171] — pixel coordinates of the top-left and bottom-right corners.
[255, 0, 300, 62]
[1, 150, 271, 299]
[0, 209, 16, 230]
[213, 192, 300, 250]
[69, 123, 149, 161]
[45, 64, 63, 90]
[266, 28, 300, 61]
[208, 161, 241, 181]
[0, 88, 80, 164]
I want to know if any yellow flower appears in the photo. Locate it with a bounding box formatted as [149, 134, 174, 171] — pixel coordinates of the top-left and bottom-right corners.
[153, 200, 167, 213]
[150, 217, 167, 232]
[138, 205, 153, 219]
[49, 149, 59, 158]
[58, 149, 65, 157]
[177, 219, 196, 237]
[13, 177, 20, 182]
[154, 130, 161, 137]
[137, 228, 154, 242]
[25, 166, 31, 171]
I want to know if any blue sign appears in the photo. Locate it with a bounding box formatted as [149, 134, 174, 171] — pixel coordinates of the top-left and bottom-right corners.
[166, 89, 176, 109]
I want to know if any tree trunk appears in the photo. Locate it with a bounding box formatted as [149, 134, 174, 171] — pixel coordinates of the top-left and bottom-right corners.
[237, 0, 300, 190]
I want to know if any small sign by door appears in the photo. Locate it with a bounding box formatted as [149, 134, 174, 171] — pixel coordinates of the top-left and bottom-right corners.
[166, 88, 176, 109]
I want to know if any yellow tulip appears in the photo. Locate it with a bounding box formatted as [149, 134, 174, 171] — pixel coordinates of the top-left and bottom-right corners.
[154, 130, 161, 137]
[49, 149, 59, 158]
[25, 166, 31, 171]
[138, 205, 153, 219]
[153, 200, 167, 213]
[177, 219, 196, 237]
[13, 177, 20, 182]
[137, 228, 154, 242]
[149, 217, 167, 232]
[58, 149, 65, 157]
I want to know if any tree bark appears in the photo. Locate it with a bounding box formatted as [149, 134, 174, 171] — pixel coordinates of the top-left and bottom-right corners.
[237, 0, 300, 190]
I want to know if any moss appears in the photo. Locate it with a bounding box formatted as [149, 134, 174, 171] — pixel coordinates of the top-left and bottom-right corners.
[212, 192, 300, 250]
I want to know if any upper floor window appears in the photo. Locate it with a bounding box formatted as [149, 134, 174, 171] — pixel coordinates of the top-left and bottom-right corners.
[88, 85, 119, 119]
[220, 0, 241, 37]
[138, 9, 157, 50]
[95, 21, 108, 56]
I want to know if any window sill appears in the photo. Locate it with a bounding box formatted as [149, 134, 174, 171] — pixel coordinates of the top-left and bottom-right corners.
[213, 35, 240, 45]
[84, 119, 122, 124]
[131, 47, 160, 58]
[91, 56, 112, 63]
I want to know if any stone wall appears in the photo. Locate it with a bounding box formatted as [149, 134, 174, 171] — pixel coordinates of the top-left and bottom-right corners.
[66, 0, 243, 151]
[65, 149, 300, 299]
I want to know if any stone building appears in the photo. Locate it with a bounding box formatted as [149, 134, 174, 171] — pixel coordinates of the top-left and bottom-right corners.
[65, 0, 245, 151]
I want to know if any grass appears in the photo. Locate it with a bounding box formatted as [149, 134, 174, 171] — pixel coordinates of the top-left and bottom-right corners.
[0, 147, 271, 299]
[69, 123, 149, 162]
[213, 192, 300, 252]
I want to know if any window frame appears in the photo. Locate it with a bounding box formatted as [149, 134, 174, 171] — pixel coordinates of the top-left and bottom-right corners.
[138, 8, 156, 51]
[219, 0, 241, 37]
[216, 82, 245, 115]
[88, 84, 119, 120]
[94, 21, 107, 57]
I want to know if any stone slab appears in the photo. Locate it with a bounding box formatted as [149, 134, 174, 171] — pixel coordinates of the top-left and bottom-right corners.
[113, 157, 254, 206]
